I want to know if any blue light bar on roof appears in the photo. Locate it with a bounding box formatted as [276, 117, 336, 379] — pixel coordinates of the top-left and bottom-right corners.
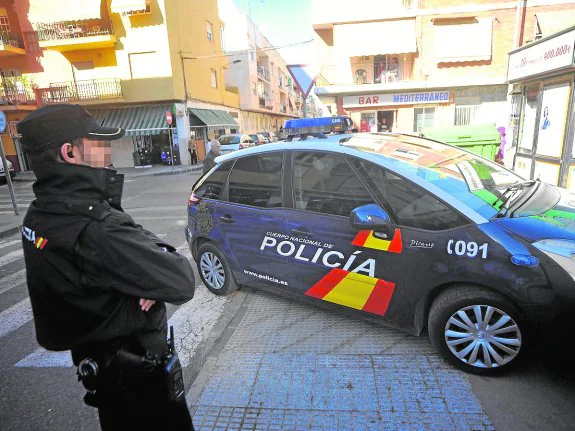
[284, 116, 354, 136]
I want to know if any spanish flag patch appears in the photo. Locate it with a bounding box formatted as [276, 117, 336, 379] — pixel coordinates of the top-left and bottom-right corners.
[305, 269, 396, 316]
[352, 229, 402, 253]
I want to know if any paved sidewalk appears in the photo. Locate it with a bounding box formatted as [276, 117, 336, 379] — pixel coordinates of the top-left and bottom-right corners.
[0, 163, 204, 239]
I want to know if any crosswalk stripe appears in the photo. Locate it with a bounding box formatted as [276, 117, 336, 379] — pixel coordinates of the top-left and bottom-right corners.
[0, 269, 26, 295]
[0, 205, 30, 209]
[0, 249, 23, 267]
[0, 298, 33, 338]
[15, 348, 73, 368]
[0, 239, 21, 250]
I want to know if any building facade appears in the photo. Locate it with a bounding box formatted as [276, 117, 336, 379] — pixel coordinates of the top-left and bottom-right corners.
[313, 0, 575, 160]
[0, 0, 240, 169]
[218, 0, 303, 135]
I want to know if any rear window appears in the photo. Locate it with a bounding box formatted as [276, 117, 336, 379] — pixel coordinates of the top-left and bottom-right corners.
[219, 136, 240, 145]
[193, 160, 235, 200]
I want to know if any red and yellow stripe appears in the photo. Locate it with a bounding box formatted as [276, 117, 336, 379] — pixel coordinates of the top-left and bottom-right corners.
[35, 237, 48, 250]
[352, 229, 402, 253]
[305, 268, 396, 316]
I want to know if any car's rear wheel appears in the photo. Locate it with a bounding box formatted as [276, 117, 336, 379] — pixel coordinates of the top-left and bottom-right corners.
[197, 243, 238, 296]
[428, 286, 526, 375]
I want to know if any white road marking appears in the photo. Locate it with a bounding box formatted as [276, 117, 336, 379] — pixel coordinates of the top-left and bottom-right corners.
[0, 269, 26, 295]
[0, 239, 21, 250]
[15, 348, 73, 368]
[0, 298, 33, 338]
[0, 249, 23, 267]
[0, 204, 30, 209]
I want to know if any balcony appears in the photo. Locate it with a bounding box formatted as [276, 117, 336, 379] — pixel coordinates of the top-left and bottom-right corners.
[0, 33, 26, 57]
[258, 96, 273, 110]
[280, 105, 287, 113]
[0, 79, 37, 108]
[317, 60, 414, 87]
[37, 78, 123, 104]
[257, 66, 271, 82]
[36, 20, 116, 51]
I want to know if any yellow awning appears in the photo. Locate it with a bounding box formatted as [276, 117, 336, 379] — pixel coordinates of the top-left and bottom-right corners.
[434, 19, 493, 63]
[111, 0, 148, 14]
[27, 0, 102, 23]
[334, 19, 417, 57]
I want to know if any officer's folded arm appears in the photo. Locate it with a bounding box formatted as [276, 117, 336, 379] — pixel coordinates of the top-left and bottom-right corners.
[82, 212, 196, 305]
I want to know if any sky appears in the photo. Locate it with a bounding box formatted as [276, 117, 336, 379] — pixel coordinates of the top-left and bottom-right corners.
[233, 0, 316, 65]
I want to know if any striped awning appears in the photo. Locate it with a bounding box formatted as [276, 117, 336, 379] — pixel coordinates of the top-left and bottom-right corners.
[89, 104, 171, 136]
[189, 108, 238, 130]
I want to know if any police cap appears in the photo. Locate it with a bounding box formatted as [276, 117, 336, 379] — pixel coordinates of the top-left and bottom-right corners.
[17, 104, 125, 154]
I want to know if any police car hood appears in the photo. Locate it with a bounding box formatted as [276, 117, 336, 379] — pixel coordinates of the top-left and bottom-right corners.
[494, 187, 575, 242]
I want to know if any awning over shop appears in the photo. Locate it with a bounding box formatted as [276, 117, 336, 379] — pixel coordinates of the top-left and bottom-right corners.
[28, 0, 102, 23]
[110, 0, 149, 14]
[333, 19, 417, 57]
[189, 108, 238, 130]
[89, 104, 171, 136]
[434, 19, 493, 63]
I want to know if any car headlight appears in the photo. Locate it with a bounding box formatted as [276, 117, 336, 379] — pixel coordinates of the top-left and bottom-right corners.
[533, 239, 575, 280]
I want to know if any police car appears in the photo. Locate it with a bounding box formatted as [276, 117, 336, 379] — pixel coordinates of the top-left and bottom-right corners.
[185, 118, 575, 375]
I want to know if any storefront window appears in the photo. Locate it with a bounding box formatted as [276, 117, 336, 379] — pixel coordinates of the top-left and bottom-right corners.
[414, 107, 435, 133]
[517, 85, 539, 154]
[536, 82, 571, 158]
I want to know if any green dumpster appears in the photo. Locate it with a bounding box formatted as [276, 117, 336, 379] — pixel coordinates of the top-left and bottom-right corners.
[420, 124, 501, 160]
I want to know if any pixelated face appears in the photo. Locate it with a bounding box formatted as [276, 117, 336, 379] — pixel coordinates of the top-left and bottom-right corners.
[80, 139, 112, 168]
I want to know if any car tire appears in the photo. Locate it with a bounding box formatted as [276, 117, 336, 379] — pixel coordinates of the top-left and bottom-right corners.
[428, 286, 527, 375]
[196, 243, 238, 296]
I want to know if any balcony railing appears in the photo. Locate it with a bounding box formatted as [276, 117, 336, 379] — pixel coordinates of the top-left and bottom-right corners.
[39, 78, 122, 103]
[257, 66, 271, 82]
[0, 32, 24, 49]
[36, 20, 113, 42]
[0, 79, 37, 106]
[317, 61, 414, 87]
[280, 105, 287, 113]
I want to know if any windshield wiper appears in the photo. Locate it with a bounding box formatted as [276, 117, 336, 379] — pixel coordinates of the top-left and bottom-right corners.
[493, 179, 539, 217]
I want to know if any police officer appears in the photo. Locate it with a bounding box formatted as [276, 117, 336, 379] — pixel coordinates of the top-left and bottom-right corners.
[17, 105, 196, 430]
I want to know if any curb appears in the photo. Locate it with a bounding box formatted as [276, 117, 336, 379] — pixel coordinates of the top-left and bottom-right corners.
[0, 224, 21, 239]
[151, 166, 204, 177]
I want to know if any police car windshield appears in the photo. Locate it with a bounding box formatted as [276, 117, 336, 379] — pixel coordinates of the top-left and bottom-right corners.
[219, 136, 240, 145]
[343, 134, 525, 219]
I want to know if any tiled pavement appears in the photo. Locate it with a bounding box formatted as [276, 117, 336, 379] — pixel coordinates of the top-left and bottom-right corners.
[188, 291, 495, 431]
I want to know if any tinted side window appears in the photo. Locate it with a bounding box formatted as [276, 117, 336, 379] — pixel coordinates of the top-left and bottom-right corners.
[352, 159, 468, 230]
[228, 153, 283, 208]
[293, 151, 375, 217]
[193, 160, 234, 200]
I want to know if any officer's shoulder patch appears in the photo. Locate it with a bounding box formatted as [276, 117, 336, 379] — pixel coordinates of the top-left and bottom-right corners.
[67, 202, 112, 221]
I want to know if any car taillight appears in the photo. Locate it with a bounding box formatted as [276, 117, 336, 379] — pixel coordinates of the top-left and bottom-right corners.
[239, 143, 245, 150]
[188, 192, 202, 206]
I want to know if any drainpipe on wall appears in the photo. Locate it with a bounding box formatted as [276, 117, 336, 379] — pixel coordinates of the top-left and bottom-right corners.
[513, 0, 525, 49]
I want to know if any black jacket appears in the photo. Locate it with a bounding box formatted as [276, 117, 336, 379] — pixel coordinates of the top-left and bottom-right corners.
[22, 162, 195, 363]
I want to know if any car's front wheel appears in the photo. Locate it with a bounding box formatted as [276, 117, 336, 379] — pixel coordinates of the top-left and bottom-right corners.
[428, 286, 526, 375]
[196, 243, 238, 296]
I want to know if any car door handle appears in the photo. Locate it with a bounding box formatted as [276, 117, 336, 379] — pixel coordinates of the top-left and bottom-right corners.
[291, 228, 313, 237]
[220, 215, 234, 223]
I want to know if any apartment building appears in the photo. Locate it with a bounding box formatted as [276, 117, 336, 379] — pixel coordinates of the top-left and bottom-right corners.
[0, 0, 240, 169]
[313, 0, 575, 149]
[219, 0, 303, 134]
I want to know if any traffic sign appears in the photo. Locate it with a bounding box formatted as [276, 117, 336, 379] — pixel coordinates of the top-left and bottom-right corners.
[286, 64, 320, 98]
[165, 110, 173, 125]
[0, 111, 6, 133]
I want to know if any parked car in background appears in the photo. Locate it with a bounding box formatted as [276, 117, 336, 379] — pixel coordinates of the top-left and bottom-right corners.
[250, 134, 269, 146]
[259, 131, 277, 142]
[0, 157, 16, 182]
[218, 134, 255, 155]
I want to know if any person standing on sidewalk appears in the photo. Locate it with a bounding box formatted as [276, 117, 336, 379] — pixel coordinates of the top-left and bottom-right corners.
[188, 138, 197, 165]
[17, 104, 196, 431]
[203, 140, 220, 174]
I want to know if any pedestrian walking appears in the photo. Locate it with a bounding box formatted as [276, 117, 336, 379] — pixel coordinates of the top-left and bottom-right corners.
[17, 104, 196, 431]
[203, 140, 220, 174]
[188, 138, 198, 165]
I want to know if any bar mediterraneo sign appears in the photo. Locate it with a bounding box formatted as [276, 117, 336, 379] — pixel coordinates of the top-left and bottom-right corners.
[507, 27, 575, 82]
[343, 91, 451, 108]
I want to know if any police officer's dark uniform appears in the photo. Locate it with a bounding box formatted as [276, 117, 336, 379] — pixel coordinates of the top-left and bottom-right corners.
[17, 105, 196, 430]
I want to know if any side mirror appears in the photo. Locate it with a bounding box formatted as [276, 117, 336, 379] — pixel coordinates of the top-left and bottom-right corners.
[350, 203, 395, 240]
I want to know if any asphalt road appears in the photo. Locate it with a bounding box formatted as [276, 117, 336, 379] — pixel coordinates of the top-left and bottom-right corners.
[2, 175, 575, 431]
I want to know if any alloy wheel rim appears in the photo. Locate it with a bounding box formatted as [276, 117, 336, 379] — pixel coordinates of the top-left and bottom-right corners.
[200, 252, 225, 290]
[444, 305, 522, 369]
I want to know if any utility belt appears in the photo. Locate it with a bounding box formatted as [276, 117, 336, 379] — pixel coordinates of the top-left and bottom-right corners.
[77, 326, 185, 407]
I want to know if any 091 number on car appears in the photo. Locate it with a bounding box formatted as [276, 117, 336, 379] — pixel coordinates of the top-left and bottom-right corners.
[447, 240, 488, 259]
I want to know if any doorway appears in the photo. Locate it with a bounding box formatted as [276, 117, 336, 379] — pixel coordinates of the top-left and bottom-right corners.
[377, 110, 395, 132]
